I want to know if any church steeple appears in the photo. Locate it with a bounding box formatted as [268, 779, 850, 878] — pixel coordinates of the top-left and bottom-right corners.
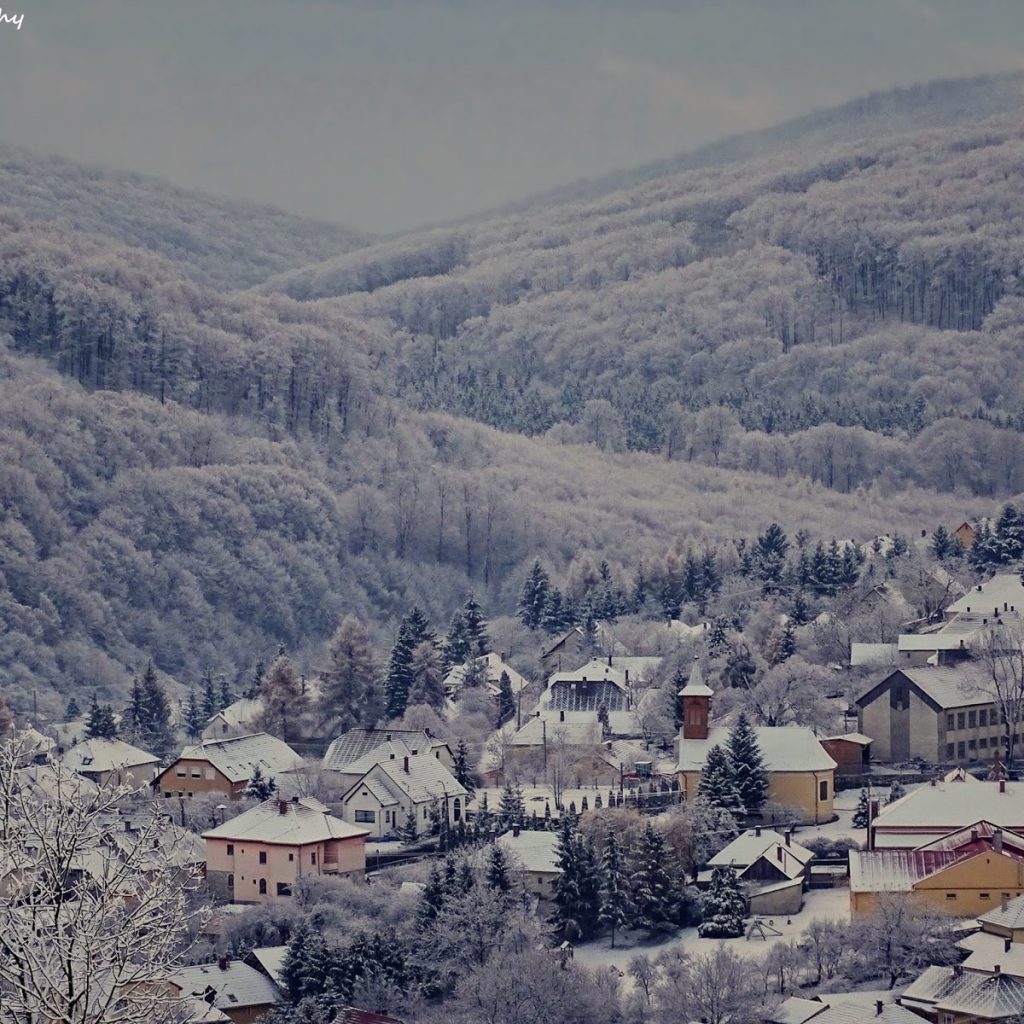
[679, 659, 713, 741]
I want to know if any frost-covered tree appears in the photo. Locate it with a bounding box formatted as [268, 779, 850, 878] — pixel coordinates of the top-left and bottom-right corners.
[320, 613, 383, 731]
[462, 594, 490, 656]
[550, 818, 601, 941]
[698, 866, 746, 938]
[258, 653, 308, 742]
[408, 640, 447, 711]
[727, 713, 769, 816]
[598, 829, 630, 947]
[698, 744, 744, 815]
[852, 789, 871, 829]
[518, 560, 552, 630]
[628, 824, 676, 935]
[495, 670, 516, 727]
[85, 693, 117, 740]
[246, 765, 277, 800]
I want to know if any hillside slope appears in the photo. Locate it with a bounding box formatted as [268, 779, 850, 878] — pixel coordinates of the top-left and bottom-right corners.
[0, 144, 371, 289]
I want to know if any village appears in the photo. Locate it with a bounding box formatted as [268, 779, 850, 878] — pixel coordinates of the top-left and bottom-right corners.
[4, 512, 1024, 1023]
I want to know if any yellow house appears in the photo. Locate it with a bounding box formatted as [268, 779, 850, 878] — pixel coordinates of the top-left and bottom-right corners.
[850, 822, 1024, 917]
[495, 826, 561, 898]
[675, 666, 836, 825]
[203, 796, 369, 903]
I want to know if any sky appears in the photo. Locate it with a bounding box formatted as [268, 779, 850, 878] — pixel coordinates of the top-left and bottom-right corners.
[0, 0, 1023, 233]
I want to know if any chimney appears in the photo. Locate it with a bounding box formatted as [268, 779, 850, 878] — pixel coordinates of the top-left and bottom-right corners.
[921, 529, 927, 538]
[560, 710, 565, 722]
[995, 829, 1004, 853]
[1002, 896, 1009, 912]
[754, 826, 762, 837]
[875, 1000, 883, 1017]
[403, 756, 410, 774]
[277, 799, 288, 815]
[500, 652, 507, 661]
[512, 824, 520, 838]
[870, 799, 880, 820]
[953, 964, 963, 977]
[1001, 779, 1007, 794]
[1006, 938, 1013, 953]
[218, 958, 228, 971]
[607, 654, 612, 667]
[971, 828, 979, 843]
[995, 964, 1002, 975]
[785, 829, 792, 847]
[930, 778, 936, 787]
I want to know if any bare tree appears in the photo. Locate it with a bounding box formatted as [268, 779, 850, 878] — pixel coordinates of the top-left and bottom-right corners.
[981, 624, 1024, 768]
[0, 738, 206, 1024]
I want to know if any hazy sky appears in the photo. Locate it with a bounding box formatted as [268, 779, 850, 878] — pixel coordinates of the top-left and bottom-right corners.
[1, 0, 1023, 232]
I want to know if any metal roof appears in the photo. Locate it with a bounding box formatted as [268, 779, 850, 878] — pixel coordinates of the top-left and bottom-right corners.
[177, 733, 304, 783]
[322, 729, 440, 771]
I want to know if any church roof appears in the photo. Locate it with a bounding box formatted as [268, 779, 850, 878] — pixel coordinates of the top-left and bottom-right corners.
[677, 726, 836, 773]
[678, 661, 713, 698]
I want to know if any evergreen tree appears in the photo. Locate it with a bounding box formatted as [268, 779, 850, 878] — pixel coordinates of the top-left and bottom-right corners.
[400, 806, 418, 843]
[461, 656, 490, 690]
[628, 824, 676, 934]
[452, 738, 475, 797]
[385, 623, 416, 720]
[407, 640, 446, 710]
[416, 864, 446, 928]
[461, 594, 490, 655]
[442, 610, 472, 670]
[122, 677, 147, 743]
[404, 606, 437, 650]
[698, 744, 744, 815]
[258, 653, 308, 742]
[789, 590, 810, 626]
[484, 843, 512, 898]
[599, 829, 629, 947]
[707, 617, 729, 657]
[279, 924, 318, 1003]
[495, 670, 516, 727]
[320, 614, 383, 731]
[85, 694, 117, 740]
[727, 713, 769, 816]
[246, 659, 265, 700]
[518, 560, 552, 630]
[577, 606, 598, 658]
[886, 780, 906, 805]
[697, 866, 746, 938]
[931, 525, 956, 561]
[246, 765, 277, 800]
[752, 523, 790, 592]
[184, 689, 205, 740]
[65, 697, 81, 720]
[541, 588, 569, 635]
[200, 670, 217, 720]
[549, 818, 601, 941]
[218, 674, 233, 709]
[139, 661, 173, 756]
[497, 780, 525, 830]
[852, 789, 871, 829]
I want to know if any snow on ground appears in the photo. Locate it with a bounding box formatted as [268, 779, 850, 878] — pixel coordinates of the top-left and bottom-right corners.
[470, 783, 620, 817]
[573, 887, 851, 977]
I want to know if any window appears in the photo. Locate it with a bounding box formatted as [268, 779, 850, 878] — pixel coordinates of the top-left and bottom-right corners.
[355, 810, 376, 823]
[946, 714, 954, 731]
[258, 879, 267, 895]
[946, 744, 955, 759]
[957, 713, 966, 730]
[226, 844, 234, 856]
[227, 874, 234, 888]
[288, 853, 294, 862]
[980, 709, 989, 726]
[969, 711, 977, 728]
[981, 738, 989, 749]
[190, 767, 201, 778]
[164, 791, 173, 798]
[176, 767, 187, 778]
[385, 811, 392, 825]
[981, 893, 991, 900]
[276, 882, 291, 896]
[258, 851, 267, 865]
[958, 742, 966, 759]
[186, 792, 193, 798]
[819, 780, 828, 801]
[311, 853, 317, 865]
[968, 740, 977, 752]
[453, 798, 462, 822]
[946, 893, 957, 900]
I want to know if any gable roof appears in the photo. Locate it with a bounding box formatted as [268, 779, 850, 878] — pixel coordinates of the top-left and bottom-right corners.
[443, 652, 530, 695]
[676, 726, 836, 773]
[708, 828, 814, 873]
[770, 997, 918, 1024]
[346, 755, 466, 806]
[980, 892, 1024, 931]
[948, 574, 1024, 617]
[247, 946, 288, 986]
[203, 697, 263, 734]
[173, 733, 304, 783]
[202, 796, 369, 845]
[333, 1008, 405, 1024]
[873, 781, 1024, 832]
[959, 932, 1024, 977]
[322, 729, 440, 772]
[61, 737, 158, 774]
[495, 828, 561, 874]
[858, 664, 995, 711]
[171, 961, 281, 1011]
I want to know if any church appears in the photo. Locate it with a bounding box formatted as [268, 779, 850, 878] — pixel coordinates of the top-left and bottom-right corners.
[675, 665, 837, 825]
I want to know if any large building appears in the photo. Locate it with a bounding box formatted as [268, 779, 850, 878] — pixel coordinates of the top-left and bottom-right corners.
[675, 665, 836, 825]
[203, 796, 369, 903]
[155, 733, 304, 800]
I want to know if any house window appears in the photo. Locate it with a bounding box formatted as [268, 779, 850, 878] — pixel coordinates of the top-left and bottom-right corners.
[227, 874, 234, 888]
[957, 713, 966, 730]
[165, 791, 173, 798]
[176, 767, 187, 778]
[288, 853, 294, 862]
[981, 893, 991, 900]
[969, 711, 977, 728]
[946, 714, 954, 731]
[946, 893, 957, 900]
[958, 742, 966, 759]
[355, 810, 376, 823]
[453, 798, 462, 822]
[968, 740, 977, 752]
[226, 844, 234, 856]
[946, 744, 955, 759]
[980, 709, 989, 726]
[385, 811, 392, 825]
[190, 767, 201, 778]
[981, 738, 989, 749]
[819, 780, 828, 801]
[423, 806, 429, 819]
[259, 851, 267, 865]
[258, 879, 267, 895]
[276, 882, 291, 896]
[311, 853, 317, 865]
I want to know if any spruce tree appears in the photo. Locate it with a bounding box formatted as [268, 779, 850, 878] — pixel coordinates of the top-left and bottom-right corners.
[550, 818, 601, 941]
[65, 697, 81, 720]
[452, 738, 475, 797]
[852, 789, 871, 829]
[218, 674, 234, 709]
[416, 864, 446, 928]
[385, 623, 416, 720]
[886, 780, 905, 805]
[495, 670, 516, 726]
[200, 670, 217, 720]
[577, 606, 598, 658]
[442, 610, 472, 671]
[599, 829, 629, 946]
[498, 780, 525, 830]
[247, 659, 264, 700]
[404, 606, 437, 650]
[698, 744, 744, 815]
[462, 594, 490, 655]
[790, 590, 810, 626]
[931, 525, 955, 561]
[485, 843, 512, 898]
[122, 678, 147, 744]
[400, 806, 418, 842]
[85, 694, 117, 740]
[728, 713, 769, 816]
[707, 617, 729, 657]
[139, 661, 173, 757]
[184, 689, 205, 740]
[752, 523, 790, 592]
[697, 866, 746, 938]
[541, 588, 568, 635]
[321, 614, 383, 731]
[628, 824, 675, 934]
[407, 640, 446, 710]
[246, 765, 276, 800]
[518, 560, 552, 630]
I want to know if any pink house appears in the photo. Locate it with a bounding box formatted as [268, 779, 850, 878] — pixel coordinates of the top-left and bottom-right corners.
[203, 796, 369, 903]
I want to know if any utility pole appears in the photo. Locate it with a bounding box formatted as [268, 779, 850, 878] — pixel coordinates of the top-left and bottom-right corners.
[542, 719, 547, 771]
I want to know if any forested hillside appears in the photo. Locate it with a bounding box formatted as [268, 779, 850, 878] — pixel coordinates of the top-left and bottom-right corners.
[0, 144, 370, 288]
[262, 107, 1024, 498]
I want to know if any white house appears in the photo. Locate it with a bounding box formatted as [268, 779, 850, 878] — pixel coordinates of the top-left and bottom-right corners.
[442, 652, 530, 699]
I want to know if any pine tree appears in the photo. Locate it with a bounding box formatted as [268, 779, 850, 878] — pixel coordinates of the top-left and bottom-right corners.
[452, 738, 475, 797]
[518, 560, 552, 630]
[200, 670, 217, 720]
[246, 659, 265, 700]
[417, 864, 446, 928]
[85, 694, 117, 740]
[789, 590, 810, 626]
[599, 829, 630, 947]
[257, 653, 308, 742]
[442, 611, 472, 670]
[628, 824, 675, 934]
[495, 670, 515, 727]
[461, 594, 490, 656]
[246, 765, 276, 800]
[404, 606, 437, 650]
[852, 789, 871, 829]
[550, 818, 601, 941]
[138, 661, 173, 757]
[697, 866, 746, 938]
[498, 781, 525, 830]
[728, 713, 769, 816]
[65, 697, 81, 720]
[400, 806, 418, 843]
[218, 674, 234, 709]
[886, 780, 905, 805]
[698, 744, 744, 815]
[184, 689, 205, 740]
[931, 525, 955, 561]
[320, 614, 383, 731]
[122, 677, 146, 743]
[485, 843, 512, 897]
[707, 617, 729, 657]
[407, 640, 446, 710]
[385, 623, 416, 721]
[541, 588, 569, 635]
[752, 523, 790, 592]
[577, 606, 598, 658]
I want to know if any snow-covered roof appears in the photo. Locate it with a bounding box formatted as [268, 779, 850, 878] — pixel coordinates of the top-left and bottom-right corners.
[873, 781, 1024, 832]
[443, 652, 530, 695]
[903, 963, 1024, 1019]
[850, 643, 898, 668]
[822, 733, 872, 745]
[959, 932, 1024, 977]
[171, 961, 281, 1011]
[15, 763, 99, 803]
[348, 754, 466, 806]
[943, 766, 980, 783]
[860, 664, 995, 710]
[948, 574, 1024, 617]
[202, 796, 369, 845]
[677, 727, 836, 773]
[176, 733, 304, 783]
[708, 828, 813, 874]
[979, 893, 1024, 931]
[509, 716, 602, 748]
[548, 658, 629, 689]
[768, 997, 827, 1024]
[248, 946, 287, 986]
[322, 728, 442, 771]
[679, 661, 713, 698]
[496, 828, 561, 874]
[203, 697, 263, 736]
[61, 737, 158, 774]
